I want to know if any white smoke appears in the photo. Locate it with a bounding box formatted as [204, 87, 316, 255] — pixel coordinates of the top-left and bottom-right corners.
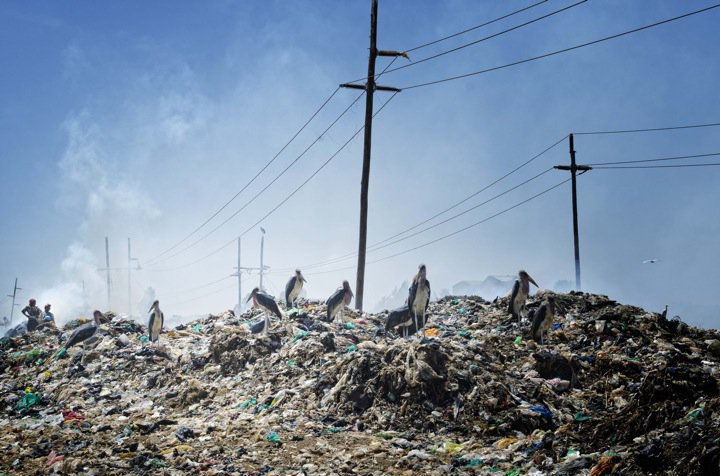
[37, 113, 160, 323]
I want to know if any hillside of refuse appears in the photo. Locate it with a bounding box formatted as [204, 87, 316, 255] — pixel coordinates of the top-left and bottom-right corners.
[1, 290, 719, 475]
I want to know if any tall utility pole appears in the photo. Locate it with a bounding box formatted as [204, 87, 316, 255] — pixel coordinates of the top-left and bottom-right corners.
[554, 134, 592, 290]
[8, 278, 21, 324]
[127, 238, 140, 317]
[340, 0, 403, 311]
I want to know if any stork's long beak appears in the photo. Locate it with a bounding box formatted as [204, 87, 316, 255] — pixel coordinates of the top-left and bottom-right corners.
[246, 294, 253, 303]
[529, 276, 538, 287]
[148, 304, 153, 313]
[301, 276, 307, 283]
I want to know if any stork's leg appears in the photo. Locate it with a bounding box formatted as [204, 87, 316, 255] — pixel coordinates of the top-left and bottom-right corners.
[413, 310, 419, 339]
[262, 314, 270, 335]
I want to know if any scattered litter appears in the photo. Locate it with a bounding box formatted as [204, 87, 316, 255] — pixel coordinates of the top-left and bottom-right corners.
[0, 295, 717, 474]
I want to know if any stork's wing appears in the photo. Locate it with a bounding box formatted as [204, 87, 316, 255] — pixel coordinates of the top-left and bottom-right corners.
[326, 289, 343, 321]
[285, 276, 296, 306]
[425, 280, 431, 312]
[160, 312, 164, 329]
[508, 280, 520, 314]
[148, 312, 155, 334]
[257, 293, 282, 318]
[385, 305, 410, 330]
[249, 318, 267, 334]
[65, 323, 96, 348]
[531, 303, 547, 341]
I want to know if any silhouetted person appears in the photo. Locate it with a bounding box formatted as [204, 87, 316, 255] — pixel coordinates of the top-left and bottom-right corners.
[21, 299, 42, 332]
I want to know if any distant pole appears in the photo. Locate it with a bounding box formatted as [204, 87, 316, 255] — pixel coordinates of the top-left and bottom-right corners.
[237, 237, 242, 313]
[339, 0, 402, 311]
[8, 278, 21, 324]
[554, 134, 592, 290]
[234, 236, 267, 313]
[259, 228, 266, 290]
[128, 238, 132, 317]
[105, 236, 111, 310]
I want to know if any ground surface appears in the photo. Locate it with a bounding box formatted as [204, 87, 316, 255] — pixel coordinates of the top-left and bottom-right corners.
[1, 291, 719, 475]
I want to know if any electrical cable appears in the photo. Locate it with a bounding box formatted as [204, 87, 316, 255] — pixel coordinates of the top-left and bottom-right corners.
[401, 3, 720, 90]
[147, 87, 342, 264]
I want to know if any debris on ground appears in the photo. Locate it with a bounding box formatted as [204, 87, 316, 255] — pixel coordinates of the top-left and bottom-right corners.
[0, 292, 718, 474]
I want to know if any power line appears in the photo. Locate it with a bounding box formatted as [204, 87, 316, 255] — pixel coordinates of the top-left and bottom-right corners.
[369, 168, 555, 254]
[405, 0, 549, 53]
[588, 152, 720, 166]
[237, 92, 400, 239]
[346, 0, 588, 83]
[287, 166, 555, 272]
[147, 87, 341, 264]
[401, 3, 720, 90]
[155, 92, 400, 272]
[345, 0, 554, 83]
[368, 177, 571, 264]
[168, 281, 238, 307]
[294, 177, 571, 275]
[148, 91, 366, 266]
[272, 134, 568, 274]
[163, 275, 234, 297]
[593, 163, 720, 169]
[575, 121, 720, 135]
[149, 57, 397, 264]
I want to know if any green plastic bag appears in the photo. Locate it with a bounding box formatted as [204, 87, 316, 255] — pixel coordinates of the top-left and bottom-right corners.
[16, 392, 41, 414]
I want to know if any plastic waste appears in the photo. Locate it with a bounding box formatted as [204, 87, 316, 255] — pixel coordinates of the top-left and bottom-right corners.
[16, 392, 41, 414]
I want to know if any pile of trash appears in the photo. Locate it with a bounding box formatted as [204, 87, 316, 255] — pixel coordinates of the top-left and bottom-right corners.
[1, 291, 718, 475]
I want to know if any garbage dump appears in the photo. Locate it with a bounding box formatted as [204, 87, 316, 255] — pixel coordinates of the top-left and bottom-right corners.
[0, 291, 718, 474]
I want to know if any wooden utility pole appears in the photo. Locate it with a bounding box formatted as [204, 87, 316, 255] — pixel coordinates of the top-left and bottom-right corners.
[340, 0, 402, 311]
[554, 134, 592, 290]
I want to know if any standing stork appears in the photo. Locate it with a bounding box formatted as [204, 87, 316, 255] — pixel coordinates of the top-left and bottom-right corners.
[65, 310, 103, 348]
[407, 264, 430, 334]
[531, 296, 556, 345]
[246, 287, 283, 335]
[284, 269, 307, 308]
[508, 270, 538, 322]
[148, 300, 164, 345]
[326, 280, 353, 323]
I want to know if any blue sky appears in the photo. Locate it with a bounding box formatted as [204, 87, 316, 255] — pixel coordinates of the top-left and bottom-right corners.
[1, 0, 719, 327]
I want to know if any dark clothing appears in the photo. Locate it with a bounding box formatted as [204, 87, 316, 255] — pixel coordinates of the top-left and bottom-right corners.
[21, 305, 41, 332]
[22, 305, 41, 318]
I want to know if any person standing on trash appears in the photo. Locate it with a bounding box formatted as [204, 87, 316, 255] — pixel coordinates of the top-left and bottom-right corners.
[21, 298, 42, 332]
